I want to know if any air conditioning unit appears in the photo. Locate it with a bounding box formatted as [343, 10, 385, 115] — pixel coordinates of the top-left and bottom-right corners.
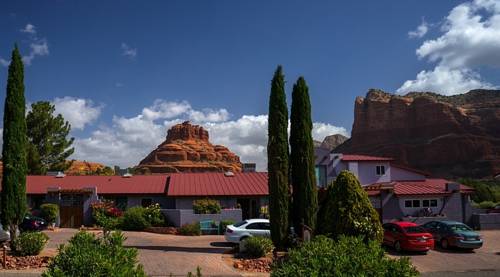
[55, 172, 66, 178]
[122, 173, 133, 178]
[224, 171, 235, 177]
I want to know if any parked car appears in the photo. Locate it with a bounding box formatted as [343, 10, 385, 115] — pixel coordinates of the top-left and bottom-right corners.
[19, 215, 47, 231]
[224, 219, 270, 243]
[422, 221, 483, 250]
[0, 223, 11, 243]
[382, 221, 434, 253]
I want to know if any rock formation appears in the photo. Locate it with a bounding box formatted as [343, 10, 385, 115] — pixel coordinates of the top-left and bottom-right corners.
[65, 160, 109, 175]
[335, 89, 500, 178]
[319, 134, 348, 151]
[137, 121, 242, 173]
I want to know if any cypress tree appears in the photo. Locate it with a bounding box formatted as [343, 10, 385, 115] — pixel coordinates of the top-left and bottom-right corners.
[1, 45, 28, 240]
[290, 77, 318, 235]
[267, 65, 289, 249]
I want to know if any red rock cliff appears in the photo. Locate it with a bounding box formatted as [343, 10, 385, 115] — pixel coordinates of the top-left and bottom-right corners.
[137, 121, 242, 173]
[336, 89, 500, 178]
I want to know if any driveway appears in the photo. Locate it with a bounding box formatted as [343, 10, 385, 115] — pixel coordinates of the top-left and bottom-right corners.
[386, 230, 500, 276]
[45, 229, 241, 276]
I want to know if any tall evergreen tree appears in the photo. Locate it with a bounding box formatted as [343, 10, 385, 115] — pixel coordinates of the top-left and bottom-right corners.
[1, 45, 28, 240]
[267, 65, 290, 249]
[290, 77, 318, 235]
[26, 101, 74, 174]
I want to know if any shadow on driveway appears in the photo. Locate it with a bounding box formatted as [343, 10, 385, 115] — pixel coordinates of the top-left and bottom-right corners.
[125, 245, 231, 254]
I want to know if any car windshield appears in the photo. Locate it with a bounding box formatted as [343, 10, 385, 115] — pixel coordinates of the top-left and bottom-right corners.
[449, 224, 472, 232]
[403, 226, 426, 233]
[233, 220, 247, 227]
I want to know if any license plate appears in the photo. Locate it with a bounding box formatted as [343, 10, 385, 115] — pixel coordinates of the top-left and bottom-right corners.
[466, 238, 476, 241]
[418, 238, 427, 242]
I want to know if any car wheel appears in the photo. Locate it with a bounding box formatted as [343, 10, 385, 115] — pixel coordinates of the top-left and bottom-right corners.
[394, 241, 402, 252]
[441, 239, 449, 249]
[240, 236, 249, 242]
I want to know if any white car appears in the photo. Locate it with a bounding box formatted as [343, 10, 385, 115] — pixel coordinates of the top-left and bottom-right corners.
[224, 219, 270, 243]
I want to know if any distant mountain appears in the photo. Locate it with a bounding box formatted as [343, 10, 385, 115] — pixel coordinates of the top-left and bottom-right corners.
[320, 134, 348, 151]
[335, 89, 500, 178]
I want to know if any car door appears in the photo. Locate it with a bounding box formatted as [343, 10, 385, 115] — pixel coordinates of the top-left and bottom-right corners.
[260, 222, 271, 238]
[245, 222, 268, 237]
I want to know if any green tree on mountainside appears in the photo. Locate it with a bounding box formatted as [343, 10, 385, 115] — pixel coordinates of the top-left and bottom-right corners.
[1, 45, 28, 240]
[290, 77, 318, 235]
[26, 101, 74, 174]
[267, 65, 290, 249]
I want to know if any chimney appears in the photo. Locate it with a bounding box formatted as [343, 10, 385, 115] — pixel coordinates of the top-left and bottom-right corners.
[446, 182, 461, 192]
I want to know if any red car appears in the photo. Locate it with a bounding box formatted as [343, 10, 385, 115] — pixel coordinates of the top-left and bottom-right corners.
[383, 222, 434, 253]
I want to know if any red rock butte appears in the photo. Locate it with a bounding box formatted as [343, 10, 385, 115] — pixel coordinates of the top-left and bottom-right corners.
[137, 121, 242, 173]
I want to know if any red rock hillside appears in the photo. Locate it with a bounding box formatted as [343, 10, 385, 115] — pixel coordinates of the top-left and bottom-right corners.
[336, 89, 500, 178]
[137, 121, 242, 173]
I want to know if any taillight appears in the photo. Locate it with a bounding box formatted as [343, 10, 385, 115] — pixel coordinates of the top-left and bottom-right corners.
[226, 228, 233, 233]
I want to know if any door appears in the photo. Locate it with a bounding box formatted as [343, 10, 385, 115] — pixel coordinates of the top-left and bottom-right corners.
[59, 194, 84, 228]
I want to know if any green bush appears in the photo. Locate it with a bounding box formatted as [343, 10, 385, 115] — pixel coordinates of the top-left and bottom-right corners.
[11, 232, 49, 256]
[144, 203, 165, 227]
[192, 199, 221, 214]
[244, 236, 274, 258]
[317, 170, 383, 242]
[40, 203, 59, 224]
[271, 236, 418, 277]
[219, 220, 235, 233]
[179, 222, 201, 236]
[122, 207, 151, 231]
[42, 231, 146, 277]
[477, 201, 497, 209]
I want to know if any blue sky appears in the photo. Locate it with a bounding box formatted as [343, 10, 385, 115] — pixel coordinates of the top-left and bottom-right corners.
[1, 0, 499, 170]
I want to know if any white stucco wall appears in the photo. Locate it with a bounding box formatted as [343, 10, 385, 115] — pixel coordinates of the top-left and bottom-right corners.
[356, 162, 391, 186]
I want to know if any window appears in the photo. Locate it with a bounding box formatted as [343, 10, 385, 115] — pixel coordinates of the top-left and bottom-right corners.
[405, 200, 412, 208]
[246, 223, 262, 230]
[412, 200, 420, 207]
[376, 165, 385, 176]
[141, 198, 152, 207]
[404, 199, 438, 208]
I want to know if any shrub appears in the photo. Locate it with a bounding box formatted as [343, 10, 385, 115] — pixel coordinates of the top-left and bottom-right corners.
[42, 231, 146, 277]
[244, 236, 274, 258]
[179, 222, 201, 236]
[219, 220, 235, 233]
[478, 201, 497, 209]
[11, 232, 49, 256]
[144, 203, 165, 226]
[40, 203, 59, 224]
[193, 199, 221, 214]
[271, 236, 418, 277]
[317, 171, 383, 242]
[122, 207, 151, 231]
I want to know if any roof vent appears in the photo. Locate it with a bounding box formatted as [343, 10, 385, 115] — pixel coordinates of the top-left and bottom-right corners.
[122, 173, 133, 178]
[224, 171, 235, 177]
[55, 172, 66, 178]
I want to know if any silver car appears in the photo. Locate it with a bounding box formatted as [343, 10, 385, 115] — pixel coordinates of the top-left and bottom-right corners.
[0, 223, 11, 243]
[224, 219, 270, 243]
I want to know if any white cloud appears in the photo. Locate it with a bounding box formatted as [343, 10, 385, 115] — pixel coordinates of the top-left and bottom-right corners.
[20, 23, 36, 34]
[0, 58, 9, 67]
[398, 0, 500, 95]
[408, 19, 429, 38]
[71, 100, 347, 171]
[53, 97, 102, 130]
[22, 40, 49, 66]
[121, 43, 137, 59]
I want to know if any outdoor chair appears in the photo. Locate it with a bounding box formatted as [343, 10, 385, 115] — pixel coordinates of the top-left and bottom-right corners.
[199, 220, 219, 235]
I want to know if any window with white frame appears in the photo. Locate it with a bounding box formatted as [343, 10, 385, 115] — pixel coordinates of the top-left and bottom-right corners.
[404, 199, 438, 208]
[376, 165, 385, 176]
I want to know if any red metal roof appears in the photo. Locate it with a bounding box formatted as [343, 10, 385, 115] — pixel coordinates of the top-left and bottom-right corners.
[365, 179, 474, 196]
[341, 154, 394, 162]
[167, 172, 268, 196]
[26, 175, 168, 195]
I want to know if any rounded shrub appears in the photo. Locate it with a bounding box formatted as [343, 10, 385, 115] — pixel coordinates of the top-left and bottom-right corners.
[244, 236, 274, 258]
[122, 207, 151, 231]
[40, 203, 59, 224]
[11, 231, 49, 256]
[42, 231, 146, 277]
[144, 203, 165, 227]
[178, 222, 201, 236]
[192, 199, 221, 214]
[317, 170, 383, 242]
[271, 236, 418, 277]
[478, 201, 497, 209]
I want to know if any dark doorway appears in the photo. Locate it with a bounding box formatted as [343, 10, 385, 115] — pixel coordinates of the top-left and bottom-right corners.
[237, 198, 259, 219]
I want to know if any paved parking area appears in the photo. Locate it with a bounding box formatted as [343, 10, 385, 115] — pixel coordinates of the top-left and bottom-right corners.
[45, 229, 241, 276]
[387, 230, 500, 276]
